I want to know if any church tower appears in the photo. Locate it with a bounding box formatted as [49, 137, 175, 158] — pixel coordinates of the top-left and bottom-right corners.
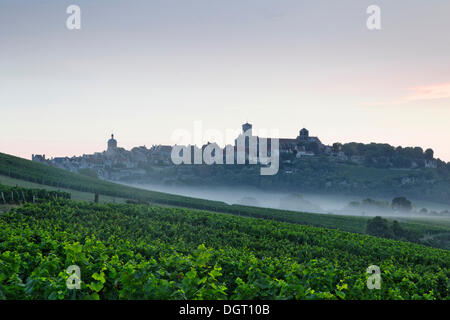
[299, 128, 309, 141]
[107, 134, 117, 152]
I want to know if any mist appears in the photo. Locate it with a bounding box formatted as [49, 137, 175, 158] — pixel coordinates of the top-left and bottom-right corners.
[118, 182, 450, 219]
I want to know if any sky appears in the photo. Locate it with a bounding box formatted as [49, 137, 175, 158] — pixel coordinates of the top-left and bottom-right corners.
[1, 0, 449, 161]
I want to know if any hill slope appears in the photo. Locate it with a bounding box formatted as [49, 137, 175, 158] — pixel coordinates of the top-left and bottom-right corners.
[131, 156, 450, 205]
[1, 152, 449, 248]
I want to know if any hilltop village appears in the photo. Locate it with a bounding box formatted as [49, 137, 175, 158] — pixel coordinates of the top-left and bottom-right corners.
[32, 123, 438, 181]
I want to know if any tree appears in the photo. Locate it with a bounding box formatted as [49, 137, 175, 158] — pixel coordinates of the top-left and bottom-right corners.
[391, 196, 412, 212]
[392, 220, 404, 238]
[366, 216, 393, 238]
[332, 143, 342, 153]
[392, 156, 412, 168]
[392, 220, 419, 242]
[342, 143, 357, 156]
[425, 148, 434, 160]
[413, 147, 424, 158]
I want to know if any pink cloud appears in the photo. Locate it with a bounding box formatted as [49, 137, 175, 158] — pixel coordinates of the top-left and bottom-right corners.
[361, 82, 450, 107]
[406, 82, 450, 101]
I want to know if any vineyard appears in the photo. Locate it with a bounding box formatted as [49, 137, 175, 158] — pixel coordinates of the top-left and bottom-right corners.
[3, 152, 449, 243]
[0, 153, 449, 300]
[0, 153, 375, 233]
[0, 185, 70, 204]
[0, 199, 448, 300]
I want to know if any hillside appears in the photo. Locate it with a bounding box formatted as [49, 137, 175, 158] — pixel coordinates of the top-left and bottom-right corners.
[1, 152, 449, 249]
[0, 152, 370, 232]
[127, 156, 450, 205]
[0, 152, 228, 209]
[0, 154, 449, 299]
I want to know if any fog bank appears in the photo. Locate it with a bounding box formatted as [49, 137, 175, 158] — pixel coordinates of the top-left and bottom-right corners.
[118, 182, 450, 219]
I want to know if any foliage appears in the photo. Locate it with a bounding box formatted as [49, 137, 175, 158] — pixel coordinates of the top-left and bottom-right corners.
[0, 200, 448, 300]
[1, 153, 449, 249]
[339, 142, 439, 169]
[0, 184, 70, 204]
[392, 197, 413, 212]
[366, 216, 393, 238]
[2, 151, 450, 209]
[366, 217, 421, 243]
